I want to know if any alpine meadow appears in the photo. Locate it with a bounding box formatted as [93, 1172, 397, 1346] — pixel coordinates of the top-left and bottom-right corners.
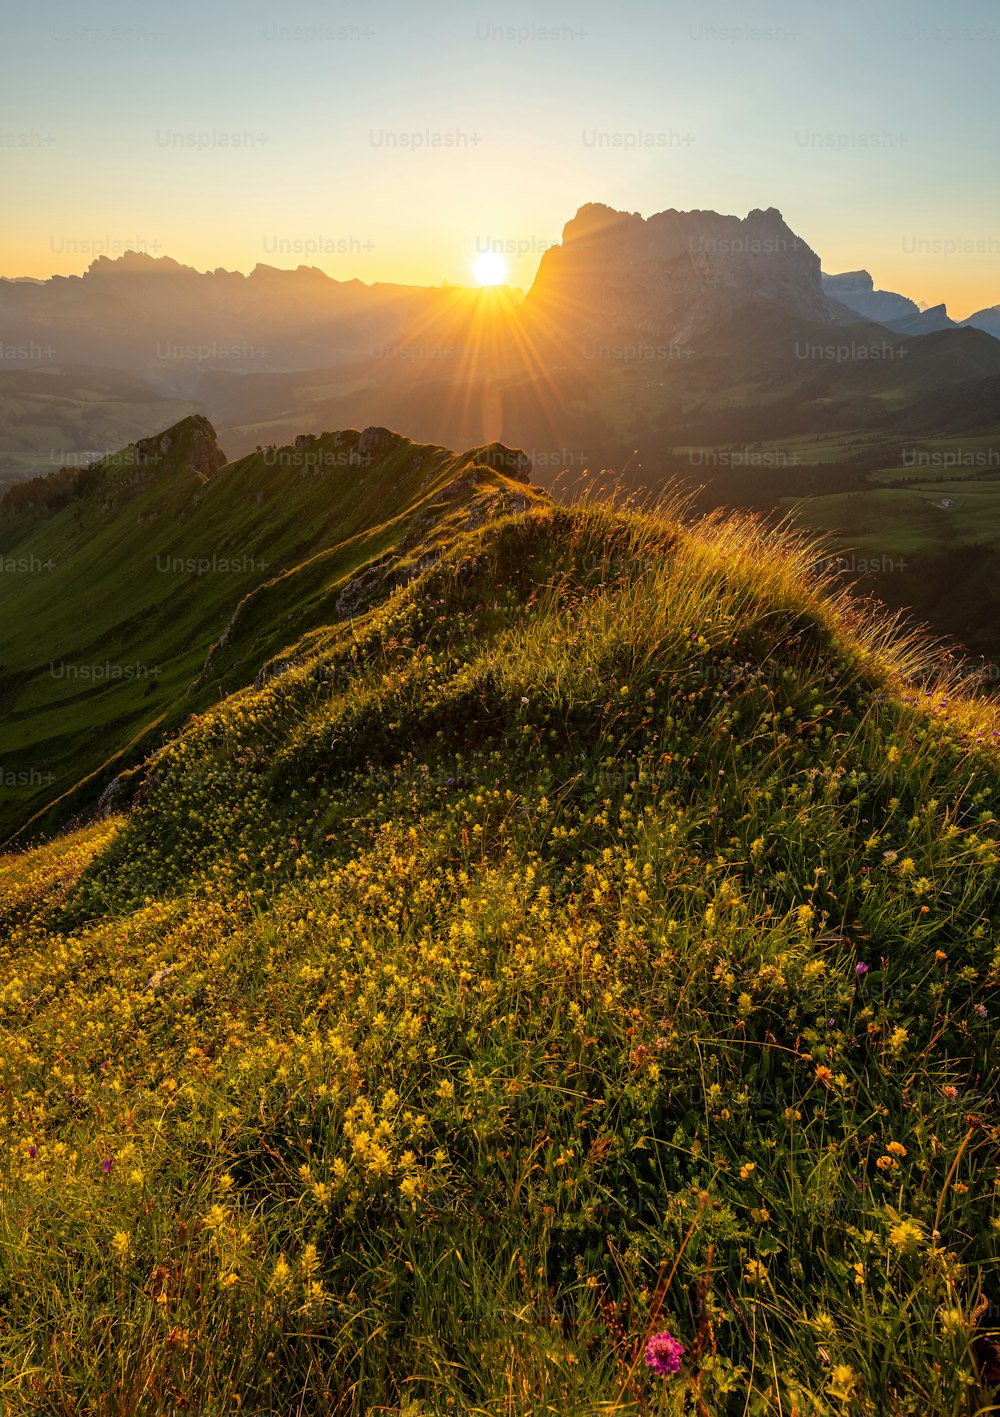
[2, 2, 999, 1414]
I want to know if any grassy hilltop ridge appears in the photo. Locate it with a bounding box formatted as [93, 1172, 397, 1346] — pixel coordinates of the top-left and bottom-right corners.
[1, 445, 1000, 1413]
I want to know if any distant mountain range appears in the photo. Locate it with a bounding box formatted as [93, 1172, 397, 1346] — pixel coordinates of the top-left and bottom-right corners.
[821, 267, 1000, 340]
[2, 209, 995, 414]
[0, 251, 458, 392]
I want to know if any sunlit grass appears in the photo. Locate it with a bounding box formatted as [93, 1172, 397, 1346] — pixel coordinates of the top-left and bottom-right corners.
[1, 499, 999, 1414]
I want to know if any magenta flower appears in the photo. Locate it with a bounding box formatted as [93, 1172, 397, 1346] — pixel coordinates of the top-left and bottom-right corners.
[855, 962, 869, 976]
[102, 1157, 113, 1175]
[28, 1146, 37, 1159]
[645, 1329, 685, 1377]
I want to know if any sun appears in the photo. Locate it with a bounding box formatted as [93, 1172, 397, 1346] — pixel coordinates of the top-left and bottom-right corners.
[472, 250, 508, 287]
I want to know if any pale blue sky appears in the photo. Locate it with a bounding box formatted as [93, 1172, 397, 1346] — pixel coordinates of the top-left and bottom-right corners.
[2, 0, 997, 314]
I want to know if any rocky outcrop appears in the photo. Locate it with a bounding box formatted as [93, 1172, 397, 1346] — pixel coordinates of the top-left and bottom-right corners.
[465, 443, 532, 483]
[358, 425, 396, 459]
[96, 772, 131, 818]
[135, 414, 227, 479]
[334, 552, 396, 620]
[96, 762, 158, 818]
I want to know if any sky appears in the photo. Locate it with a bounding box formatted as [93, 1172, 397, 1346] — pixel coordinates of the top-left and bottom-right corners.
[1, 0, 997, 317]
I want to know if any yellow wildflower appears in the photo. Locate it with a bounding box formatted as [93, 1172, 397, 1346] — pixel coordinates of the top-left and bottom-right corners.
[888, 1219, 925, 1256]
[828, 1365, 856, 1401]
[269, 1254, 293, 1294]
[938, 1307, 967, 1338]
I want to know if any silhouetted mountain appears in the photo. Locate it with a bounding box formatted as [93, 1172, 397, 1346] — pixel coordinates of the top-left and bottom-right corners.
[822, 269, 919, 324]
[964, 304, 1000, 340]
[4, 208, 1000, 652]
[525, 203, 850, 349]
[0, 253, 473, 393]
[884, 302, 959, 336]
[823, 269, 999, 343]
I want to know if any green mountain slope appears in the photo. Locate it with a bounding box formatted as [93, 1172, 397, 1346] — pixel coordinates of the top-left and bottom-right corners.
[1, 483, 999, 1414]
[0, 416, 540, 844]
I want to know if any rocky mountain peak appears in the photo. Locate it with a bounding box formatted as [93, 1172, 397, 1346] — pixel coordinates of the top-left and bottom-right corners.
[525, 201, 839, 345]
